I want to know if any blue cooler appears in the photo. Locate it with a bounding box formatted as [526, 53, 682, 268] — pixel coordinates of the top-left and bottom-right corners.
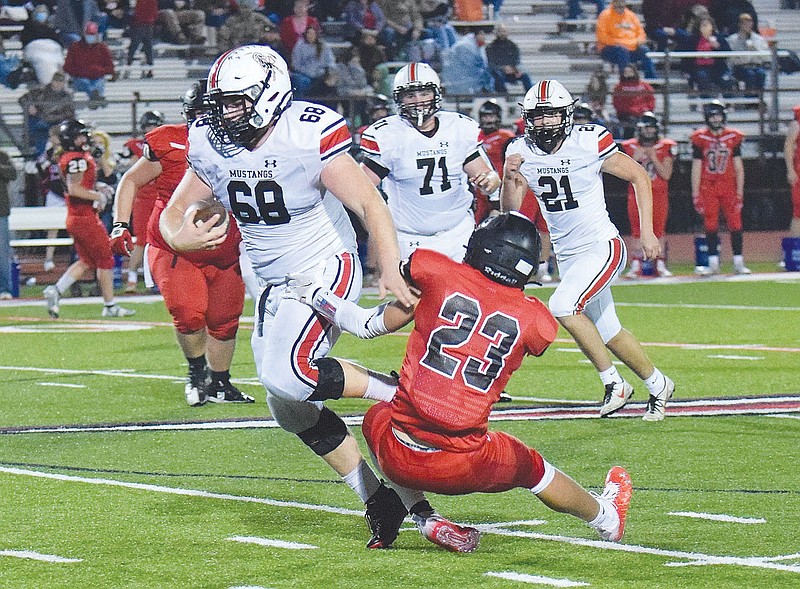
[640, 258, 656, 276]
[783, 237, 800, 272]
[10, 258, 19, 297]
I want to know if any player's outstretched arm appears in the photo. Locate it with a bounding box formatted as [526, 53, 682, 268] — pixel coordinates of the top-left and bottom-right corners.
[320, 153, 416, 307]
[500, 153, 528, 212]
[111, 157, 163, 255]
[159, 169, 228, 252]
[602, 151, 660, 259]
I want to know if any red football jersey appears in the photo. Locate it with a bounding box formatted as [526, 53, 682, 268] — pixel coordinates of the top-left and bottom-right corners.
[391, 249, 558, 453]
[621, 138, 675, 201]
[145, 123, 241, 267]
[59, 150, 97, 217]
[123, 136, 145, 159]
[691, 127, 744, 194]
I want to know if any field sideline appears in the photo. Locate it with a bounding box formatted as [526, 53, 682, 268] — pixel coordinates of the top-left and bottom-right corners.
[0, 275, 798, 588]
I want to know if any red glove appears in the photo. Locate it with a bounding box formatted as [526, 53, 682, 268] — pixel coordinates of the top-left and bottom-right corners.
[110, 222, 134, 256]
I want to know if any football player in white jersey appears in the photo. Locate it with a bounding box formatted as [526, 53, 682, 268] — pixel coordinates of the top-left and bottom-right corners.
[501, 80, 675, 422]
[158, 45, 470, 551]
[359, 62, 500, 262]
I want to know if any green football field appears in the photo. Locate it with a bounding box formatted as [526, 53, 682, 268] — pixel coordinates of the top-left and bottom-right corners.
[0, 274, 798, 589]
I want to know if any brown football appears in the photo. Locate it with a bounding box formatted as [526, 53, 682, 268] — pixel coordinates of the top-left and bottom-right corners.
[185, 198, 228, 228]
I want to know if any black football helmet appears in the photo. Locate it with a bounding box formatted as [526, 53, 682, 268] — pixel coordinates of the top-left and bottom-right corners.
[572, 102, 594, 125]
[368, 94, 390, 123]
[464, 212, 541, 289]
[58, 119, 92, 151]
[636, 111, 660, 145]
[703, 100, 727, 131]
[140, 110, 164, 133]
[182, 78, 212, 124]
[478, 99, 502, 134]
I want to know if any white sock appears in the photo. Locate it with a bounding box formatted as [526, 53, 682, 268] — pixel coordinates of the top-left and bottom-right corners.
[55, 274, 75, 294]
[733, 255, 745, 268]
[364, 370, 398, 402]
[599, 366, 622, 387]
[708, 254, 720, 269]
[104, 301, 116, 308]
[343, 460, 381, 503]
[644, 367, 666, 396]
[127, 270, 137, 282]
[588, 496, 618, 530]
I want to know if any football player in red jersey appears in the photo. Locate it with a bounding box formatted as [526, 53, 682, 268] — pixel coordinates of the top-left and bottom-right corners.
[476, 99, 514, 223]
[285, 213, 633, 548]
[42, 120, 134, 319]
[691, 100, 750, 275]
[119, 110, 164, 292]
[621, 112, 676, 277]
[110, 80, 253, 407]
[783, 104, 800, 238]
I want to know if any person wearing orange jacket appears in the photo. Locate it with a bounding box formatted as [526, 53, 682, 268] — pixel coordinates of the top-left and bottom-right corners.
[596, 0, 656, 79]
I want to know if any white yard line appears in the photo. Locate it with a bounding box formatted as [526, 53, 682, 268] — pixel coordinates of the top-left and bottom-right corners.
[2, 466, 799, 575]
[485, 571, 589, 586]
[668, 512, 766, 524]
[707, 355, 764, 360]
[37, 382, 87, 388]
[228, 536, 317, 550]
[0, 549, 82, 563]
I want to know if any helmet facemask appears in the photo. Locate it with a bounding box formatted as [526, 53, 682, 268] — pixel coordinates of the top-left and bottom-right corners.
[209, 81, 271, 150]
[524, 104, 574, 153]
[394, 83, 441, 128]
[637, 113, 660, 146]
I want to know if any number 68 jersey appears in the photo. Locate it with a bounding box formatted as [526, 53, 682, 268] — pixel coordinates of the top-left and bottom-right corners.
[188, 101, 358, 283]
[505, 125, 619, 257]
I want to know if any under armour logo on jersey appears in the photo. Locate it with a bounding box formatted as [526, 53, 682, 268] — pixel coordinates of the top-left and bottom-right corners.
[561, 159, 571, 165]
[409, 241, 420, 248]
[264, 159, 277, 168]
[439, 142, 449, 148]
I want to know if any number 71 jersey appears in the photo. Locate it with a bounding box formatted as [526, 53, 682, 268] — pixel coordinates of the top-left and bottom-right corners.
[505, 125, 619, 257]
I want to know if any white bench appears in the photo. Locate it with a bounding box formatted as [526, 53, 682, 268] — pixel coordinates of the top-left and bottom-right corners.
[8, 206, 72, 248]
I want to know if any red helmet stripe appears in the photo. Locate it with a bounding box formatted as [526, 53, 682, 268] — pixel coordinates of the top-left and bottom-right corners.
[539, 80, 549, 102]
[208, 49, 236, 88]
[409, 63, 417, 82]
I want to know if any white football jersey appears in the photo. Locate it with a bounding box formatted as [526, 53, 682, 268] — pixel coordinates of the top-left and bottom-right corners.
[188, 101, 357, 283]
[360, 111, 483, 235]
[506, 124, 619, 257]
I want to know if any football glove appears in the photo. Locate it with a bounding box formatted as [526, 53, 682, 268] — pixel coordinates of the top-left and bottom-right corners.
[110, 221, 134, 256]
[284, 273, 323, 306]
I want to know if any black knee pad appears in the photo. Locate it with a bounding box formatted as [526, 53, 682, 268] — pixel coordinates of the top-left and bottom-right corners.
[307, 357, 345, 402]
[296, 406, 348, 456]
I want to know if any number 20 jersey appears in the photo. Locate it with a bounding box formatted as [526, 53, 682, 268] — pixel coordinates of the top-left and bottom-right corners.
[360, 111, 482, 235]
[505, 125, 619, 257]
[187, 101, 358, 283]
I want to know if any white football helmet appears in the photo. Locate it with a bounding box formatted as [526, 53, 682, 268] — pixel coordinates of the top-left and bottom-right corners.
[392, 62, 442, 127]
[206, 45, 293, 149]
[521, 80, 577, 153]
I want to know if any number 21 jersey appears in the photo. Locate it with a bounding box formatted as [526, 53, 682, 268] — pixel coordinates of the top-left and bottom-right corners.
[506, 125, 619, 257]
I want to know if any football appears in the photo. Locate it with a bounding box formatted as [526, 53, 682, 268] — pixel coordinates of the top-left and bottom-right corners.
[185, 198, 228, 229]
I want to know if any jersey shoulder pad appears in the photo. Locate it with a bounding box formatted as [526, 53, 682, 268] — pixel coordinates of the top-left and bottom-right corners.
[146, 124, 188, 159]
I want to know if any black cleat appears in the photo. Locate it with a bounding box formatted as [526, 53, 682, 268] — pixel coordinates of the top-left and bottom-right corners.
[205, 380, 255, 403]
[365, 483, 407, 549]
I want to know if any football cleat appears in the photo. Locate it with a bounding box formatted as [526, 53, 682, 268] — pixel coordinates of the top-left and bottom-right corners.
[656, 259, 673, 277]
[734, 264, 752, 275]
[413, 514, 480, 553]
[185, 366, 209, 407]
[205, 381, 255, 403]
[600, 381, 634, 417]
[102, 304, 135, 317]
[365, 483, 408, 549]
[625, 259, 641, 279]
[596, 466, 632, 542]
[43, 285, 60, 318]
[642, 376, 675, 422]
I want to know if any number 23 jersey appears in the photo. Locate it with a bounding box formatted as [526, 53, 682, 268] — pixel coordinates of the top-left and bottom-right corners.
[187, 101, 357, 283]
[506, 125, 619, 257]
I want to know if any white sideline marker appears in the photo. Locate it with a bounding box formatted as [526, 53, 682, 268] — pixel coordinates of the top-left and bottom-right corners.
[668, 512, 766, 524]
[37, 382, 87, 388]
[485, 571, 589, 587]
[707, 355, 764, 361]
[229, 586, 272, 589]
[0, 550, 82, 563]
[228, 536, 318, 550]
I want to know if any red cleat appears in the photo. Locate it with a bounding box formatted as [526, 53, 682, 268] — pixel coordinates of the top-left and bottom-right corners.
[415, 515, 480, 553]
[598, 466, 632, 542]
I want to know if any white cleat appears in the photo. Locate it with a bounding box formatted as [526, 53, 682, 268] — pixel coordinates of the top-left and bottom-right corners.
[642, 377, 675, 422]
[600, 381, 634, 417]
[734, 265, 752, 275]
[101, 304, 136, 317]
[43, 285, 60, 318]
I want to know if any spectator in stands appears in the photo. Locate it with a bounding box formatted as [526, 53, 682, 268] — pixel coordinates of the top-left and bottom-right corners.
[358, 27, 387, 86]
[100, 0, 131, 30]
[21, 4, 65, 85]
[611, 64, 656, 138]
[38, 127, 67, 272]
[567, 0, 606, 21]
[290, 24, 336, 97]
[195, 0, 231, 47]
[313, 0, 347, 22]
[482, 0, 503, 20]
[126, 0, 157, 79]
[279, 0, 320, 55]
[0, 148, 16, 300]
[420, 0, 457, 50]
[381, 0, 424, 60]
[218, 0, 272, 52]
[585, 66, 611, 124]
[53, 0, 102, 46]
[336, 45, 371, 121]
[709, 0, 757, 38]
[18, 71, 76, 158]
[642, 0, 709, 51]
[63, 21, 115, 108]
[441, 28, 494, 95]
[684, 16, 736, 97]
[406, 35, 443, 73]
[261, 20, 290, 62]
[341, 0, 388, 47]
[596, 0, 657, 80]
[156, 0, 206, 45]
[726, 12, 769, 96]
[486, 23, 533, 93]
